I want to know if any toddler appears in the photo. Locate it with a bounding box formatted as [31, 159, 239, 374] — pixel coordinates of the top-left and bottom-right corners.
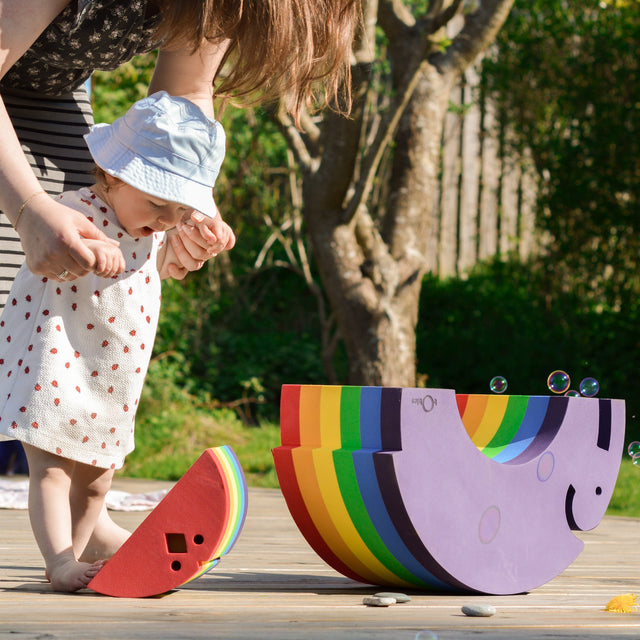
[0, 91, 228, 591]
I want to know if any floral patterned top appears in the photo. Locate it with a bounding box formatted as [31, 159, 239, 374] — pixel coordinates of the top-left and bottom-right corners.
[0, 0, 160, 96]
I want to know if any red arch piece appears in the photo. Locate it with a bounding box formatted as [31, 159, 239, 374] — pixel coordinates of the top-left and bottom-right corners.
[88, 447, 247, 598]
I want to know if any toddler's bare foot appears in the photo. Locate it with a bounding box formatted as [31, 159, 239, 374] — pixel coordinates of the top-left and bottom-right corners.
[47, 559, 105, 592]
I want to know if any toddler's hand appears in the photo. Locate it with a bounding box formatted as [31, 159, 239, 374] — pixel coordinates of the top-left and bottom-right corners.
[82, 238, 126, 279]
[165, 208, 236, 279]
[180, 209, 236, 255]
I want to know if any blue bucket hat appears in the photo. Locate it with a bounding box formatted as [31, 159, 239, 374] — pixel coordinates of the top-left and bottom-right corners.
[84, 91, 225, 218]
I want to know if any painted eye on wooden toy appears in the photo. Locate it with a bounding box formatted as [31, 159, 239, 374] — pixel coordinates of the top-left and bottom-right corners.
[89, 446, 247, 598]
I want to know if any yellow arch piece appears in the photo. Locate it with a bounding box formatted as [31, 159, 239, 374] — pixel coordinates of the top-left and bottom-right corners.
[472, 395, 509, 449]
[299, 385, 322, 447]
[319, 385, 342, 449]
[312, 448, 413, 587]
[291, 447, 383, 584]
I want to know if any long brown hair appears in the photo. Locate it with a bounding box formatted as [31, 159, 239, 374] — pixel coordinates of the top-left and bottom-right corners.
[154, 0, 358, 120]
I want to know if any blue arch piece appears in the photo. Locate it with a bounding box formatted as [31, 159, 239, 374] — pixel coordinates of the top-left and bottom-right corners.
[359, 386, 382, 449]
[508, 396, 569, 464]
[493, 396, 549, 463]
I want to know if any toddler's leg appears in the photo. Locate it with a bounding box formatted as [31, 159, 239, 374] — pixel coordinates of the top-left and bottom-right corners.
[79, 503, 131, 563]
[22, 444, 105, 592]
[69, 464, 127, 563]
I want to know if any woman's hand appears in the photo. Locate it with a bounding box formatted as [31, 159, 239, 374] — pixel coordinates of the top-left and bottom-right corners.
[17, 194, 124, 281]
[164, 209, 236, 280]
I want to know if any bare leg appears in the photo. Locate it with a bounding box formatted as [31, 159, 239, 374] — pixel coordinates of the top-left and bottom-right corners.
[23, 444, 109, 592]
[78, 503, 131, 562]
[69, 461, 118, 558]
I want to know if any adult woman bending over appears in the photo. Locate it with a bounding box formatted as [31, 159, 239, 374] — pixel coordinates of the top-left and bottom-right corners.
[0, 0, 357, 298]
[0, 0, 358, 589]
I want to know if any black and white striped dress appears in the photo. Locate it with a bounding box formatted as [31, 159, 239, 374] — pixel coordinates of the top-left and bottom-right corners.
[0, 0, 159, 309]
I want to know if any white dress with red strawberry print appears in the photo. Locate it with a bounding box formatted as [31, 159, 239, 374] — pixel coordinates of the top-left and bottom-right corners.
[0, 187, 162, 469]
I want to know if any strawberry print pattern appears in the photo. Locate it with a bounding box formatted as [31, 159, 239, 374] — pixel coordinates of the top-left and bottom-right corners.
[0, 188, 163, 469]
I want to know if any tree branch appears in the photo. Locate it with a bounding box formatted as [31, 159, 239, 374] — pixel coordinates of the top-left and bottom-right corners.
[428, 0, 465, 33]
[342, 58, 428, 224]
[431, 0, 515, 77]
[276, 103, 318, 173]
[378, 0, 416, 43]
[425, 0, 445, 20]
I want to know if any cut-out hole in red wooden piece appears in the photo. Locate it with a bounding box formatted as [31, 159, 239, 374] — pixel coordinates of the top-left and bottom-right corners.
[166, 533, 187, 553]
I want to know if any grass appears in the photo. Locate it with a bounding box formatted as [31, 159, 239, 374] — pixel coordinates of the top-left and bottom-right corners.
[118, 360, 281, 488]
[123, 368, 640, 518]
[607, 458, 640, 517]
[121, 404, 281, 488]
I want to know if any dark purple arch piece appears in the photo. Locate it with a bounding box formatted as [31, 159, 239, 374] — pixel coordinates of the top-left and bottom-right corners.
[508, 395, 569, 464]
[597, 399, 612, 451]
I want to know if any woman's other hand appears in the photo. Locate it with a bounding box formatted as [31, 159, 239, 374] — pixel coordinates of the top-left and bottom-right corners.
[164, 208, 236, 280]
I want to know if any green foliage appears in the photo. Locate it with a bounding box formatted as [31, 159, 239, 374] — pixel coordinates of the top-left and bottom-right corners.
[483, 0, 640, 308]
[125, 358, 281, 485]
[417, 259, 640, 443]
[155, 266, 330, 422]
[608, 458, 640, 517]
[92, 52, 157, 124]
[214, 106, 293, 268]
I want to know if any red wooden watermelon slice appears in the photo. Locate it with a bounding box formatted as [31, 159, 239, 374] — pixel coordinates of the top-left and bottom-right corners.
[88, 446, 247, 597]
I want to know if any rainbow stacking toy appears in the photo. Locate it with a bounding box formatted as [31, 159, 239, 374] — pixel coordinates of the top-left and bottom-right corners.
[272, 385, 625, 594]
[89, 446, 247, 597]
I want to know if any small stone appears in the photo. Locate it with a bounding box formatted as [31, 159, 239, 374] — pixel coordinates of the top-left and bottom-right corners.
[375, 591, 411, 603]
[461, 604, 496, 617]
[363, 595, 396, 607]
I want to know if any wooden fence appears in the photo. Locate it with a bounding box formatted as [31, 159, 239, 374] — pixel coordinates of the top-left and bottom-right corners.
[428, 62, 538, 278]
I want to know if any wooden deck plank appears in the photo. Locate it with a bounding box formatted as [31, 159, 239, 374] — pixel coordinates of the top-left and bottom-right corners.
[0, 480, 639, 639]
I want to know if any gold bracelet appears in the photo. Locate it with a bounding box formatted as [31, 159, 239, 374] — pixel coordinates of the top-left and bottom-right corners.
[14, 190, 47, 231]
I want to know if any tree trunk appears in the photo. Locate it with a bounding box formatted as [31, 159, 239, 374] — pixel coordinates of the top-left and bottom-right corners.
[281, 0, 515, 387]
[302, 66, 453, 387]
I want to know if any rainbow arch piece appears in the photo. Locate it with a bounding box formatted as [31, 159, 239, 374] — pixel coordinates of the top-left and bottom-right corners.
[272, 385, 625, 595]
[89, 446, 248, 598]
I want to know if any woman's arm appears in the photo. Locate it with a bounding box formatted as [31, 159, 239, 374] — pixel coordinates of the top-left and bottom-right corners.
[0, 0, 73, 221]
[149, 38, 230, 118]
[0, 0, 122, 279]
[149, 38, 236, 273]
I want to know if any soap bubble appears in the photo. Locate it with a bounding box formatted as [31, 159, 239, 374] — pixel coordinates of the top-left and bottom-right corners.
[414, 632, 438, 640]
[633, 454, 640, 467]
[579, 377, 600, 397]
[547, 370, 570, 394]
[564, 390, 580, 397]
[628, 441, 640, 457]
[490, 376, 508, 394]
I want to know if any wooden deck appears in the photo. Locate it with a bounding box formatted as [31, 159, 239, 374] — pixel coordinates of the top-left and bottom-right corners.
[0, 477, 639, 639]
